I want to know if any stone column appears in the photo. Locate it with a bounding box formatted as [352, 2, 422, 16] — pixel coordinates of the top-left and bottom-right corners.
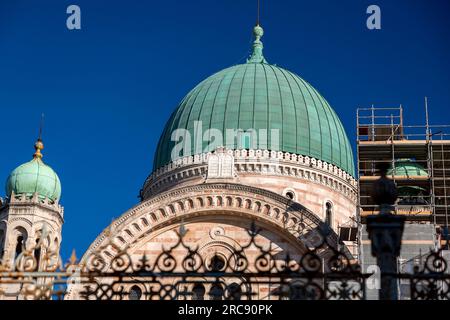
[366, 212, 405, 300]
[366, 163, 405, 300]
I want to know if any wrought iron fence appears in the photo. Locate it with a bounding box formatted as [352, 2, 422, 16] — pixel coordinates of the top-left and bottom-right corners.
[0, 223, 368, 300]
[397, 249, 450, 300]
[0, 222, 449, 300]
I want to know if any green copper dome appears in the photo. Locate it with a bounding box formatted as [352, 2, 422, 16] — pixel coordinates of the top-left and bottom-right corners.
[5, 140, 61, 202]
[387, 159, 428, 177]
[153, 25, 355, 176]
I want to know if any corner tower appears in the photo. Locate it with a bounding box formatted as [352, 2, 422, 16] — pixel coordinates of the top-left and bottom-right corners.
[0, 137, 63, 275]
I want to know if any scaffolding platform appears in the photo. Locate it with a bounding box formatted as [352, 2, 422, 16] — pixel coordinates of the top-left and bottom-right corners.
[357, 105, 450, 246]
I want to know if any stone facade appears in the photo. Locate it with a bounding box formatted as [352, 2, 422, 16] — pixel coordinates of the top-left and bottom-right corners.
[1, 19, 361, 300]
[0, 192, 64, 299]
[0, 145, 357, 300]
[66, 177, 355, 299]
[143, 148, 357, 233]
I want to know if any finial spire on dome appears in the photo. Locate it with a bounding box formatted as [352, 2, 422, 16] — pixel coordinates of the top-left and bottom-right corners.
[256, 0, 260, 26]
[247, 0, 267, 64]
[33, 114, 44, 159]
[33, 139, 44, 159]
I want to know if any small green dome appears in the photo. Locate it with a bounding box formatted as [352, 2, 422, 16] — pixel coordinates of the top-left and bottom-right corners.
[5, 140, 61, 202]
[387, 159, 428, 177]
[153, 26, 354, 176]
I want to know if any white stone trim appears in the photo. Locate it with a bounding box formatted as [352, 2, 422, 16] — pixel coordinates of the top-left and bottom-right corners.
[142, 149, 357, 201]
[83, 183, 337, 259]
[6, 192, 64, 221]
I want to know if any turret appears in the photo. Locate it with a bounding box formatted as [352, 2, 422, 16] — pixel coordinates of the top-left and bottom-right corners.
[0, 137, 63, 299]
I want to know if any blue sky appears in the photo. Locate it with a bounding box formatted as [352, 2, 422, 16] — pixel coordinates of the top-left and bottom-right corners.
[0, 0, 449, 258]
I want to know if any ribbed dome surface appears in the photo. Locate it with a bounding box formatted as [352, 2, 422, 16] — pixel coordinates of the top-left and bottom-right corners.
[154, 63, 355, 176]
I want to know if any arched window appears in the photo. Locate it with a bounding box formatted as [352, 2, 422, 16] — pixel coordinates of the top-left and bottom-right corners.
[0, 229, 4, 260]
[192, 283, 205, 300]
[325, 202, 333, 227]
[283, 189, 297, 201]
[34, 238, 41, 268]
[0, 229, 5, 250]
[15, 235, 24, 259]
[129, 285, 142, 300]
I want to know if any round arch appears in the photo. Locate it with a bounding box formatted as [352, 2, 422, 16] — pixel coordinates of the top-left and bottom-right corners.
[65, 183, 342, 300]
[82, 183, 338, 263]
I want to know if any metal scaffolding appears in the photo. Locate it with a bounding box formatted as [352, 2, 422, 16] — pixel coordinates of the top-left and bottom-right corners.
[356, 104, 450, 249]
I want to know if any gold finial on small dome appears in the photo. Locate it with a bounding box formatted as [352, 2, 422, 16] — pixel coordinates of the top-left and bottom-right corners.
[33, 139, 44, 159]
[33, 113, 45, 159]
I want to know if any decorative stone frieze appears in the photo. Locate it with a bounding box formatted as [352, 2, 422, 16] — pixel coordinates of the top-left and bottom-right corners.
[85, 183, 336, 257]
[142, 148, 357, 201]
[0, 191, 64, 276]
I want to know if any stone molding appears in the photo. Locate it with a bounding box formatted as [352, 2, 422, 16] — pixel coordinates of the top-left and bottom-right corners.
[84, 183, 336, 261]
[0, 193, 64, 226]
[142, 149, 357, 201]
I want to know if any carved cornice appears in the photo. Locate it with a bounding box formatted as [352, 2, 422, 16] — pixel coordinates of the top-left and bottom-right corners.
[4, 192, 64, 225]
[142, 150, 357, 201]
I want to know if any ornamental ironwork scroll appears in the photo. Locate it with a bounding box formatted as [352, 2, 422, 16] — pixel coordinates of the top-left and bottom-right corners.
[0, 222, 368, 300]
[0, 222, 449, 300]
[397, 249, 450, 300]
[75, 223, 367, 300]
